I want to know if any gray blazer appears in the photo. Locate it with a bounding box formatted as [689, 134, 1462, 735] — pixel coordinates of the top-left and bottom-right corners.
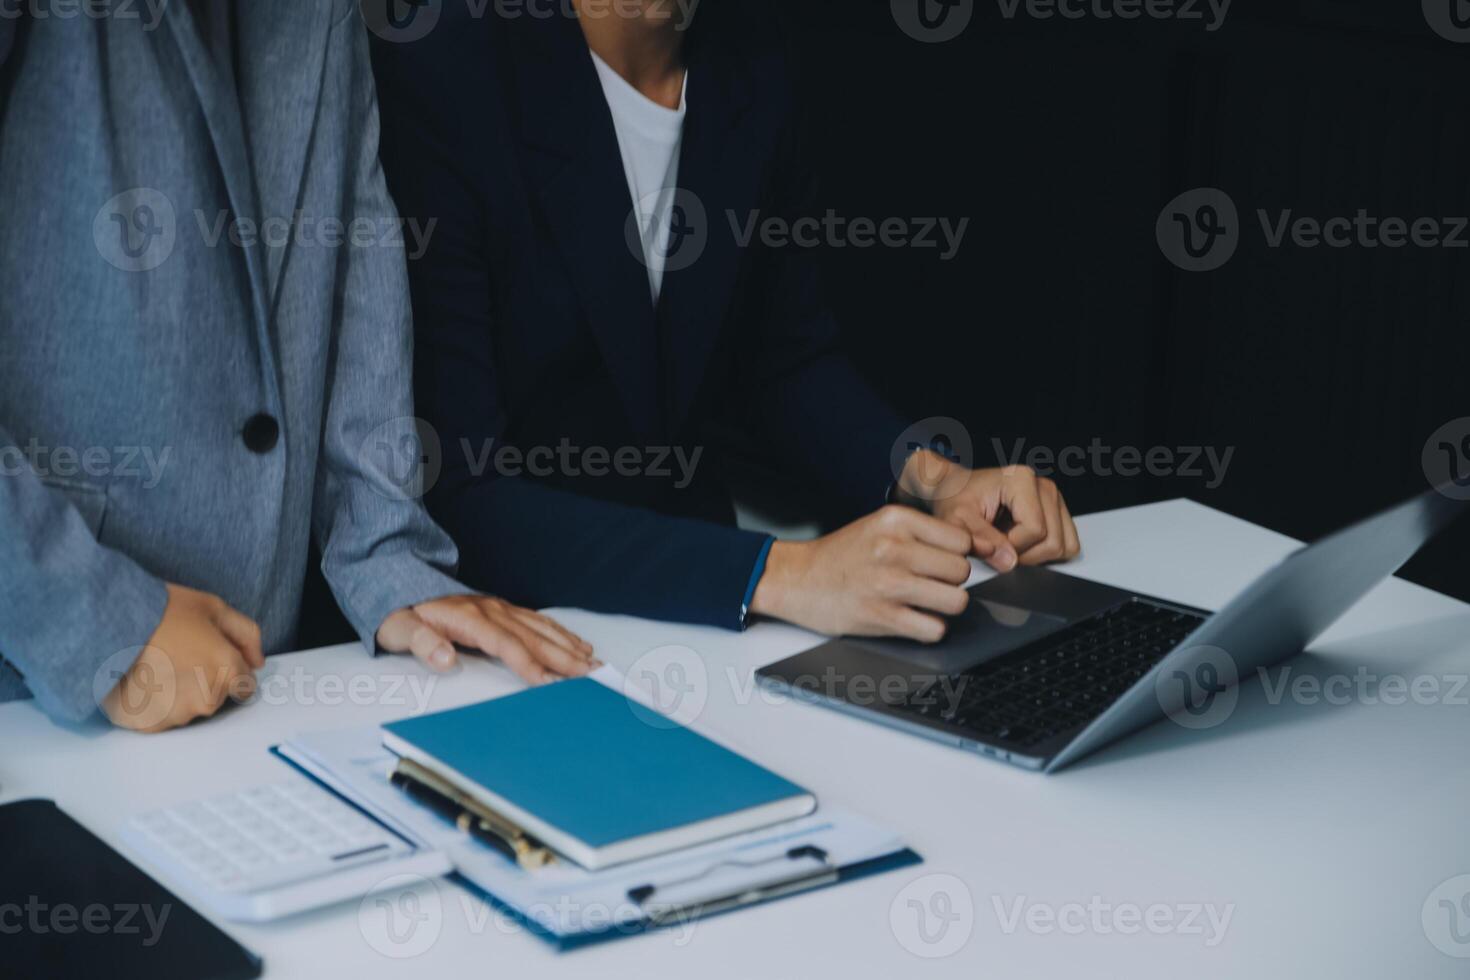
[0, 1, 469, 721]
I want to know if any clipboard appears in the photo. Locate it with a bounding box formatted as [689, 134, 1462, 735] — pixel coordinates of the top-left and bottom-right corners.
[627, 844, 839, 924]
[273, 726, 921, 951]
[447, 843, 921, 952]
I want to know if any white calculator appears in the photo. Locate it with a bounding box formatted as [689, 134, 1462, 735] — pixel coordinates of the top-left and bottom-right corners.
[122, 779, 451, 922]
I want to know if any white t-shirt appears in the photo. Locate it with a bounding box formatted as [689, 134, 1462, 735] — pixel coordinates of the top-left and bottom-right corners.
[591, 50, 687, 304]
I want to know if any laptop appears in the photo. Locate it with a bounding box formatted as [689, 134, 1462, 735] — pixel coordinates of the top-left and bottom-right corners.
[756, 486, 1467, 773]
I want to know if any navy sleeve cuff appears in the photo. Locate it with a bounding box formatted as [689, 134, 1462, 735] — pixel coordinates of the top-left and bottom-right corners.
[737, 536, 777, 631]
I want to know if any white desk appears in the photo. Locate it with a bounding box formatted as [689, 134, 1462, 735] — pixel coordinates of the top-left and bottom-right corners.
[4, 500, 1469, 978]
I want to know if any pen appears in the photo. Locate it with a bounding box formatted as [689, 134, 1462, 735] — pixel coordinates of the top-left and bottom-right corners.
[389, 759, 555, 870]
[389, 768, 517, 863]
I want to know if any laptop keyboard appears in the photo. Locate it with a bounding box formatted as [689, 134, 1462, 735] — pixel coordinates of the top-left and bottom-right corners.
[895, 599, 1208, 752]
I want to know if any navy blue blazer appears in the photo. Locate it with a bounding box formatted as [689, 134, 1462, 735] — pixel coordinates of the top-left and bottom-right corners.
[371, 1, 907, 630]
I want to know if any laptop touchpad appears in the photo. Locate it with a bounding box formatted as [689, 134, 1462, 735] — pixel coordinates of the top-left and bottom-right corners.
[847, 598, 1069, 674]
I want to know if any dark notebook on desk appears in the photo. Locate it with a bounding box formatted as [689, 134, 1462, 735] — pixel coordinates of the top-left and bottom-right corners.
[0, 799, 261, 980]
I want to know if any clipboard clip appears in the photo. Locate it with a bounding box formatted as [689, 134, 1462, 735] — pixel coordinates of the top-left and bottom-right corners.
[627, 846, 837, 925]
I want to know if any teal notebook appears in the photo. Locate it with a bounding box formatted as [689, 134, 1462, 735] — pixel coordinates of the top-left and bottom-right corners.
[381, 678, 816, 870]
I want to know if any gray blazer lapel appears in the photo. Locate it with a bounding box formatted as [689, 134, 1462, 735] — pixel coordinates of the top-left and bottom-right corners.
[161, 0, 272, 340]
[237, 0, 333, 303]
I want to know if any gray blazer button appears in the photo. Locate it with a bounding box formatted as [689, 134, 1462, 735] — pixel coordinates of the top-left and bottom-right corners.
[242, 413, 280, 454]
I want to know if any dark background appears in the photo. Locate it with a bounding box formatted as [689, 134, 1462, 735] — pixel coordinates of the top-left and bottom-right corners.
[777, 0, 1468, 601]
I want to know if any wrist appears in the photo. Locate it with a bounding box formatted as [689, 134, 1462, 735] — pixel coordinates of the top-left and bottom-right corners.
[749, 539, 812, 622]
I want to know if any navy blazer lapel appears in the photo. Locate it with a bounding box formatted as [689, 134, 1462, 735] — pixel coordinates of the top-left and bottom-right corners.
[656, 33, 758, 434]
[237, 0, 332, 309]
[507, 14, 666, 444]
[0, 13, 15, 69]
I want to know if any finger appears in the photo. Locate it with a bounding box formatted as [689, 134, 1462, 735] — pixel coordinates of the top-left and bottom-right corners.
[216, 606, 265, 669]
[503, 612, 593, 678]
[883, 572, 971, 617]
[894, 507, 972, 553]
[876, 603, 948, 644]
[187, 644, 253, 721]
[1017, 476, 1064, 564]
[1019, 479, 1067, 565]
[967, 517, 1018, 572]
[220, 645, 258, 705]
[410, 620, 459, 671]
[102, 659, 168, 733]
[375, 608, 416, 650]
[376, 609, 440, 665]
[379, 609, 458, 671]
[429, 608, 549, 685]
[894, 541, 974, 586]
[514, 608, 594, 660]
[936, 500, 1017, 571]
[536, 610, 594, 657]
[1000, 467, 1049, 554]
[1058, 493, 1081, 560]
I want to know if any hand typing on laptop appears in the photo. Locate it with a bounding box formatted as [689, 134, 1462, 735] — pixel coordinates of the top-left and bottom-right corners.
[895, 450, 1082, 570]
[748, 458, 1080, 644]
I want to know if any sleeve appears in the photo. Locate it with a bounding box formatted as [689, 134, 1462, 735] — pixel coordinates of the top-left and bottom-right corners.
[310, 14, 473, 652]
[0, 424, 168, 722]
[369, 23, 773, 631]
